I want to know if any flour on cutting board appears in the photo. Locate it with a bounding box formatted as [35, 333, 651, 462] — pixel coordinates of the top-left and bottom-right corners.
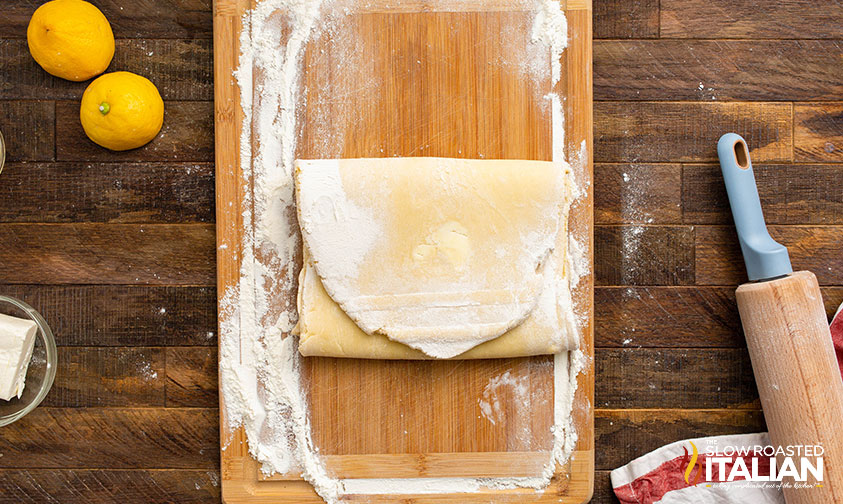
[218, 0, 588, 502]
[479, 371, 530, 426]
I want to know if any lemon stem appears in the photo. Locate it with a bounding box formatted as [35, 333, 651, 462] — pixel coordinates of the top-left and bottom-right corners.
[99, 102, 110, 115]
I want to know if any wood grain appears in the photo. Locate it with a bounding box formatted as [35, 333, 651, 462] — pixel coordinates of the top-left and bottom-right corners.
[596, 348, 759, 409]
[595, 41, 843, 101]
[111, 39, 213, 101]
[0, 224, 215, 285]
[1, 345, 220, 409]
[56, 101, 214, 162]
[736, 271, 843, 503]
[299, 11, 552, 161]
[594, 164, 681, 224]
[0, 408, 218, 469]
[593, 0, 658, 39]
[595, 226, 695, 286]
[595, 409, 765, 469]
[0, 469, 220, 504]
[592, 471, 617, 504]
[683, 164, 843, 225]
[0, 100, 54, 162]
[0, 285, 216, 346]
[0, 39, 212, 101]
[167, 346, 218, 407]
[0, 0, 212, 39]
[594, 102, 792, 163]
[660, 0, 843, 39]
[217, 2, 594, 502]
[595, 287, 742, 347]
[794, 103, 843, 162]
[0, 162, 214, 223]
[47, 347, 166, 407]
[596, 286, 843, 348]
[824, 288, 843, 318]
[696, 225, 843, 286]
[306, 356, 555, 455]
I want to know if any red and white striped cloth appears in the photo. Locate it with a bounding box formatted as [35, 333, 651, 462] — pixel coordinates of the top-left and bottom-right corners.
[610, 301, 843, 504]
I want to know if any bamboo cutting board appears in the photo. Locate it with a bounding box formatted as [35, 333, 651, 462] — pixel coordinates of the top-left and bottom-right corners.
[214, 0, 593, 502]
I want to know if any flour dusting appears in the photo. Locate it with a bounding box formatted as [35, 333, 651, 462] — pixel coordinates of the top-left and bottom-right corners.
[479, 371, 530, 425]
[621, 225, 645, 284]
[219, 0, 588, 502]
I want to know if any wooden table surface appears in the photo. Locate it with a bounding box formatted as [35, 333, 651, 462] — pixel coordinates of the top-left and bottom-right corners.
[0, 1, 841, 502]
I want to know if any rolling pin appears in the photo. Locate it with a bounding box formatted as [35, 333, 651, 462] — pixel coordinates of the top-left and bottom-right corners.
[719, 133, 843, 503]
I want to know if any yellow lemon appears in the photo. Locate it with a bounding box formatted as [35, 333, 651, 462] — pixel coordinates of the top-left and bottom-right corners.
[27, 0, 115, 82]
[80, 72, 164, 151]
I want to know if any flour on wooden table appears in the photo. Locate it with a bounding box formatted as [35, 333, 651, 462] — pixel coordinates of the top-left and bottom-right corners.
[218, 0, 588, 501]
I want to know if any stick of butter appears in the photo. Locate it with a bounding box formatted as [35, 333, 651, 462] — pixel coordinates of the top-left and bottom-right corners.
[0, 313, 38, 401]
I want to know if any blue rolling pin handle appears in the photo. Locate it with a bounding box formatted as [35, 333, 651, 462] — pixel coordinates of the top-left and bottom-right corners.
[717, 133, 792, 282]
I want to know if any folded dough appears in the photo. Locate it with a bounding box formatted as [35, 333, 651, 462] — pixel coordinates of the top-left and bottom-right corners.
[293, 157, 577, 359]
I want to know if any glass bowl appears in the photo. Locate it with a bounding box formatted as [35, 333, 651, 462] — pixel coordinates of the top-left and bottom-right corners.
[0, 128, 5, 175]
[0, 296, 56, 427]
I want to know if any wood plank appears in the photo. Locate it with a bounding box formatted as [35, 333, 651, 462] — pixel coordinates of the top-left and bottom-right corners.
[0, 39, 212, 101]
[592, 471, 617, 504]
[660, 0, 843, 39]
[306, 356, 555, 455]
[0, 162, 214, 223]
[683, 164, 843, 225]
[595, 348, 759, 409]
[593, 0, 658, 39]
[0, 100, 54, 162]
[0, 1, 212, 39]
[824, 288, 843, 320]
[111, 39, 212, 100]
[299, 12, 553, 161]
[0, 408, 218, 469]
[595, 225, 695, 286]
[0, 285, 216, 346]
[0, 223, 215, 285]
[596, 286, 843, 348]
[696, 225, 843, 286]
[47, 347, 165, 407]
[595, 287, 741, 348]
[594, 163, 681, 224]
[0, 469, 220, 504]
[6, 345, 223, 408]
[794, 103, 843, 162]
[304, 452, 551, 479]
[595, 409, 766, 470]
[595, 41, 843, 101]
[167, 347, 218, 407]
[595, 102, 792, 163]
[56, 101, 214, 162]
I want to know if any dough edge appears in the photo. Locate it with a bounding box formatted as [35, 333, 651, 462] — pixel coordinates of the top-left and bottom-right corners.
[292, 157, 579, 360]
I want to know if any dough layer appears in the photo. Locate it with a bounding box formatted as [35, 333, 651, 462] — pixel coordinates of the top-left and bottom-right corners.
[294, 157, 577, 359]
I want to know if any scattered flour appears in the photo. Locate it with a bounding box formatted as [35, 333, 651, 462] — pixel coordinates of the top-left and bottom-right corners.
[137, 361, 158, 381]
[621, 225, 645, 285]
[478, 371, 530, 426]
[218, 0, 589, 502]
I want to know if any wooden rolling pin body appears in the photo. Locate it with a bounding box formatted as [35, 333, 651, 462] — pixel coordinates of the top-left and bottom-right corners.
[736, 270, 843, 504]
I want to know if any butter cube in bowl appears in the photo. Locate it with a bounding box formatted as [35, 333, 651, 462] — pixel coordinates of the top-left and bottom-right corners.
[0, 296, 56, 426]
